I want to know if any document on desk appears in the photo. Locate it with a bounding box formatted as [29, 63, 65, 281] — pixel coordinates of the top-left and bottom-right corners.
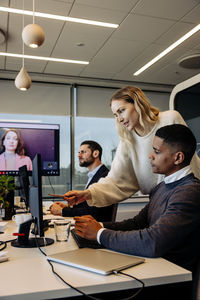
[0, 251, 8, 263]
[0, 221, 8, 232]
[43, 214, 75, 226]
[46, 248, 145, 275]
[43, 214, 65, 220]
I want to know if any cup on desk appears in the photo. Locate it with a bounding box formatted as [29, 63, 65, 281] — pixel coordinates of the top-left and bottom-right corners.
[54, 220, 71, 242]
[12, 213, 32, 225]
[14, 196, 21, 207]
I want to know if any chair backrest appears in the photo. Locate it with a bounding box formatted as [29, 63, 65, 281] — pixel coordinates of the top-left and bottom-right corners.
[111, 204, 118, 222]
[192, 258, 200, 300]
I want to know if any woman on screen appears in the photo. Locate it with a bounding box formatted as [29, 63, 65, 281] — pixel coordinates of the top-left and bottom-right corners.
[0, 129, 32, 171]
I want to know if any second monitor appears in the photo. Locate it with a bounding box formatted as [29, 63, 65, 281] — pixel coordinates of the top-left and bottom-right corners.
[11, 154, 54, 248]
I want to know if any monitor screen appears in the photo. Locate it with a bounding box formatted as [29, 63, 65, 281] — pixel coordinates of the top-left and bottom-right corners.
[18, 165, 30, 210]
[0, 121, 60, 176]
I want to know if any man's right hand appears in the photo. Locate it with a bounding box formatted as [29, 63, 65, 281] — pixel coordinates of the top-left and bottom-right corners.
[63, 189, 92, 206]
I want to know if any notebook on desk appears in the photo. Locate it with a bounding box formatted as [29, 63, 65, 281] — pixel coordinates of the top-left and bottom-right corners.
[46, 248, 145, 275]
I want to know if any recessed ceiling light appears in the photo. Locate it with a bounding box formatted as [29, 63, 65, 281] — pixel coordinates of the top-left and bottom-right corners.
[76, 42, 85, 47]
[0, 52, 89, 65]
[133, 23, 200, 76]
[178, 54, 200, 69]
[0, 6, 119, 28]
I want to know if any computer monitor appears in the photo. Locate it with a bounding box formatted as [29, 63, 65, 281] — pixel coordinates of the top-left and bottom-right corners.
[11, 154, 54, 248]
[29, 153, 44, 238]
[0, 121, 60, 176]
[18, 165, 30, 209]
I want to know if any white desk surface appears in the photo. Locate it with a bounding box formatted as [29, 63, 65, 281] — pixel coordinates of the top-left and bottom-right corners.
[0, 220, 192, 300]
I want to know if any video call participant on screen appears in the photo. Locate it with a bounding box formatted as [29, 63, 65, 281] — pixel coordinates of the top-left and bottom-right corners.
[0, 129, 32, 171]
[50, 140, 115, 222]
[74, 125, 200, 275]
[62, 86, 200, 209]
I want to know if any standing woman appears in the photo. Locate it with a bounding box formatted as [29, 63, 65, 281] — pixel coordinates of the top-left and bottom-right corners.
[63, 86, 200, 207]
[0, 129, 32, 171]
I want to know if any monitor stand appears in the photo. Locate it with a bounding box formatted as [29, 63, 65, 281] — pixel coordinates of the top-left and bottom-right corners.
[11, 219, 54, 248]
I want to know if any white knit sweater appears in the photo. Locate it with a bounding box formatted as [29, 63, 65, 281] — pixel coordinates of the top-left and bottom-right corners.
[88, 110, 200, 207]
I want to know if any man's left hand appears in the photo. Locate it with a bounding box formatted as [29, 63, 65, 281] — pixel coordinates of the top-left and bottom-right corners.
[74, 215, 102, 240]
[50, 203, 63, 215]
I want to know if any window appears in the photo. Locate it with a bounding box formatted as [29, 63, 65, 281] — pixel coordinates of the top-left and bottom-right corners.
[74, 117, 119, 189]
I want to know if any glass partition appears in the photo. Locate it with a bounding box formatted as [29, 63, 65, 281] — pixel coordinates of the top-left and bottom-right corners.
[74, 117, 119, 190]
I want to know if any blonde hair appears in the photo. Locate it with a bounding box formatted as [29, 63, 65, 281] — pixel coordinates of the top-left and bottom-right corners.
[110, 86, 160, 142]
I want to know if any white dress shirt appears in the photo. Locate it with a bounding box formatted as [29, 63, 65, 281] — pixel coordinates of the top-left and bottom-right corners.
[85, 164, 102, 188]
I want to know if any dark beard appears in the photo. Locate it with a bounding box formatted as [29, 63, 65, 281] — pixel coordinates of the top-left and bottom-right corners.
[79, 159, 94, 167]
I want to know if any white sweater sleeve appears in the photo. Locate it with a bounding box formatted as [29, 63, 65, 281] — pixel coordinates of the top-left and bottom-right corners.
[87, 141, 140, 207]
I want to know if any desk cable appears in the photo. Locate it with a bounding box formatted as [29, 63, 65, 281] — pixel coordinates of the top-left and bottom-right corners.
[35, 235, 145, 300]
[0, 240, 7, 251]
[0, 238, 17, 251]
[47, 176, 55, 194]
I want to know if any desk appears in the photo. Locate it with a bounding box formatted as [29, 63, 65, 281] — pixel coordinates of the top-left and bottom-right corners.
[0, 221, 192, 300]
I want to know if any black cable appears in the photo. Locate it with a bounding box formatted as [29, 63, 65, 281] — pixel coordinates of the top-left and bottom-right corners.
[113, 270, 145, 299]
[33, 222, 145, 300]
[0, 238, 17, 251]
[4, 238, 17, 243]
[47, 176, 55, 194]
[35, 236, 101, 300]
[47, 259, 102, 300]
[0, 241, 7, 251]
[37, 242, 145, 300]
[1, 222, 145, 300]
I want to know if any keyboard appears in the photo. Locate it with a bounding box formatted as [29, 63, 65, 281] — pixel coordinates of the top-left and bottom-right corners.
[71, 228, 103, 249]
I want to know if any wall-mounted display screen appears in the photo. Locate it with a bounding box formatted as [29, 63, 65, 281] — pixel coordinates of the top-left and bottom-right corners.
[0, 122, 60, 176]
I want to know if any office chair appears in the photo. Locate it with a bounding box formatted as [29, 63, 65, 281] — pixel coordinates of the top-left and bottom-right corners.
[193, 258, 200, 300]
[111, 204, 118, 222]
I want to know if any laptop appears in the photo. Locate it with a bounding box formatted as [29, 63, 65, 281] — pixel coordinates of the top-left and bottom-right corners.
[46, 248, 145, 275]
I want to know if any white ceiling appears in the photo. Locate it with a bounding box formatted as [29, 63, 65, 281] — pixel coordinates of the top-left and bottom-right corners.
[0, 0, 200, 90]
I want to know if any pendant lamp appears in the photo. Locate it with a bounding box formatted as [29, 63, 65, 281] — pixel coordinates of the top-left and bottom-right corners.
[15, 67, 32, 91]
[22, 0, 45, 48]
[15, 0, 32, 91]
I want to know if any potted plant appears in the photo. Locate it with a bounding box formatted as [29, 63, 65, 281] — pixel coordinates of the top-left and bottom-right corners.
[0, 175, 15, 220]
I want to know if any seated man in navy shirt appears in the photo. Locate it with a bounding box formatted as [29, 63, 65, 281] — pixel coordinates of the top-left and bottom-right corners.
[50, 140, 115, 222]
[75, 125, 200, 274]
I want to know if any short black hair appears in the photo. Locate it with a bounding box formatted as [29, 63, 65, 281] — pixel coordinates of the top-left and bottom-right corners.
[80, 140, 102, 160]
[155, 124, 196, 166]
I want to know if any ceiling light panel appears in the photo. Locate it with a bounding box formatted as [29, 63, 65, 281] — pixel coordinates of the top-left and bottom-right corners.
[133, 23, 200, 76]
[0, 52, 89, 64]
[0, 6, 119, 28]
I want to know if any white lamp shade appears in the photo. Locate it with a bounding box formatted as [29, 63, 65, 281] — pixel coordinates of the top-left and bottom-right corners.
[22, 23, 45, 48]
[15, 67, 32, 91]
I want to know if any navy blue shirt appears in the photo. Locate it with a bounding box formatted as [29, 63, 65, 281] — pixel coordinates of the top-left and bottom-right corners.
[102, 174, 200, 272]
